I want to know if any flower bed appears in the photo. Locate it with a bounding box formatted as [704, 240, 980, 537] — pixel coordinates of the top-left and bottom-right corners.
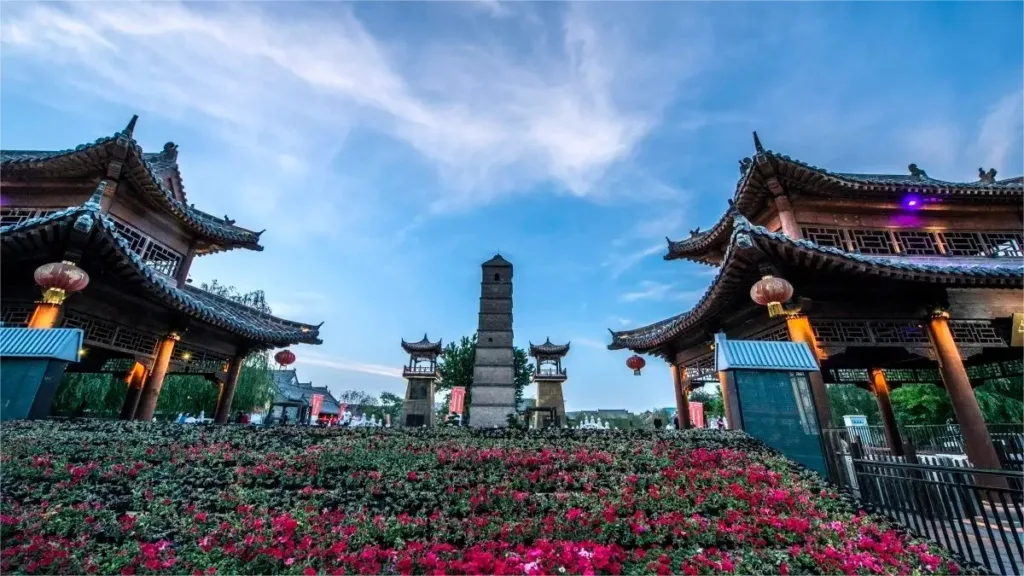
[1, 421, 975, 575]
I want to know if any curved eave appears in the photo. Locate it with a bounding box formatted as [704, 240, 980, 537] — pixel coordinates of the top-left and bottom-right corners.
[609, 217, 1024, 353]
[664, 208, 736, 264]
[734, 151, 1023, 213]
[0, 208, 321, 347]
[401, 335, 442, 354]
[529, 341, 571, 356]
[2, 134, 264, 252]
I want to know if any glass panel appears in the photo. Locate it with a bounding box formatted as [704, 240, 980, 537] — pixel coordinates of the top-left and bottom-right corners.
[735, 370, 828, 476]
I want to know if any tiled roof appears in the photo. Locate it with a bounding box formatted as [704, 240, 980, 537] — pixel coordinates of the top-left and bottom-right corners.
[1, 119, 263, 253]
[610, 216, 1024, 353]
[0, 328, 83, 363]
[663, 134, 1023, 264]
[268, 370, 341, 413]
[401, 334, 442, 354]
[482, 254, 513, 267]
[0, 202, 322, 347]
[529, 338, 570, 356]
[713, 333, 819, 372]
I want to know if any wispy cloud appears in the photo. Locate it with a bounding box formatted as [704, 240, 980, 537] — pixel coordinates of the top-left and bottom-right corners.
[609, 316, 633, 327]
[603, 242, 664, 279]
[619, 281, 704, 304]
[0, 2, 703, 216]
[973, 91, 1023, 174]
[298, 354, 403, 379]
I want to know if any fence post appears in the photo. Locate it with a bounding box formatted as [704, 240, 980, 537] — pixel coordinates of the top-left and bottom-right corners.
[850, 436, 871, 501]
[903, 438, 938, 518]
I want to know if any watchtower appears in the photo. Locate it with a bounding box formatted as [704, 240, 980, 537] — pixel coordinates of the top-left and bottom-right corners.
[529, 338, 569, 428]
[470, 254, 516, 427]
[399, 334, 441, 427]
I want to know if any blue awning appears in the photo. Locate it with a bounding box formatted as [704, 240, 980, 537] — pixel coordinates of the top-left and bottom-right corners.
[0, 328, 83, 363]
[714, 332, 818, 372]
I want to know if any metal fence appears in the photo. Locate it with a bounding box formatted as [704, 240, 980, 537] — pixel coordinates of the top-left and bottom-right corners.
[825, 423, 1023, 457]
[847, 438, 1024, 575]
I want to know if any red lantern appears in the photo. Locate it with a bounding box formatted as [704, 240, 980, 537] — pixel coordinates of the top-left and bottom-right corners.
[750, 275, 794, 318]
[34, 261, 90, 305]
[274, 349, 296, 366]
[626, 354, 646, 376]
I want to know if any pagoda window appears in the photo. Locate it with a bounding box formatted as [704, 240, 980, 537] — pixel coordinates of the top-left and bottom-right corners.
[939, 231, 1023, 258]
[800, 227, 847, 250]
[892, 231, 938, 256]
[847, 229, 896, 255]
[0, 207, 59, 227]
[109, 218, 183, 278]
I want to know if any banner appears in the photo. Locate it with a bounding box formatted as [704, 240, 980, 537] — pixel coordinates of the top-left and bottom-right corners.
[310, 394, 324, 421]
[689, 401, 706, 429]
[449, 387, 466, 415]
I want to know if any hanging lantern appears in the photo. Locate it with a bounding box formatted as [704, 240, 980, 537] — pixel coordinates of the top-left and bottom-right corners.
[34, 261, 90, 305]
[750, 275, 794, 317]
[274, 349, 296, 366]
[626, 354, 646, 376]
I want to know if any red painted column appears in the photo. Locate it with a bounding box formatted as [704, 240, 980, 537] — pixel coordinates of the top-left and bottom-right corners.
[868, 369, 904, 456]
[27, 303, 62, 329]
[214, 352, 246, 424]
[134, 333, 180, 421]
[925, 311, 1002, 472]
[119, 362, 148, 420]
[785, 314, 834, 428]
[672, 364, 690, 429]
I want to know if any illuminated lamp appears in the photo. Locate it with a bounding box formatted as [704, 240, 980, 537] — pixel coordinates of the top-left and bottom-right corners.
[34, 261, 90, 305]
[902, 194, 922, 209]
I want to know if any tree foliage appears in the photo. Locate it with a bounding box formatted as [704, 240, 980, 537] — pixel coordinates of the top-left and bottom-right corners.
[826, 382, 1023, 428]
[688, 387, 724, 419]
[52, 280, 277, 418]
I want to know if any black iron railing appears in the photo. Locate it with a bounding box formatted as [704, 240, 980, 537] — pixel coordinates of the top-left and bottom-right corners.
[847, 438, 1024, 575]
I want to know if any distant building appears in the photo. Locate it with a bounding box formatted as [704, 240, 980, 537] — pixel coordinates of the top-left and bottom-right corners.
[517, 398, 536, 412]
[269, 369, 341, 422]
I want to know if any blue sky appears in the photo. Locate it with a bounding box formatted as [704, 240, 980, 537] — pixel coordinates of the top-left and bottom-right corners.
[2, 2, 1021, 412]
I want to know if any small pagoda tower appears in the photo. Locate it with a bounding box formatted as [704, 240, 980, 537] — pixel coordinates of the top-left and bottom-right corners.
[529, 338, 569, 428]
[399, 334, 441, 428]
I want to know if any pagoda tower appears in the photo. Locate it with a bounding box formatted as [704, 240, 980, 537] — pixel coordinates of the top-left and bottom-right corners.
[399, 334, 441, 427]
[470, 254, 516, 427]
[529, 338, 569, 428]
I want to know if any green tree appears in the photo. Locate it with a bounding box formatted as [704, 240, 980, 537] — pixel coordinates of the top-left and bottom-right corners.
[688, 387, 724, 420]
[435, 334, 533, 425]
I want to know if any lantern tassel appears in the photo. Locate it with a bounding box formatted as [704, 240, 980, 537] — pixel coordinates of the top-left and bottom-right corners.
[767, 302, 784, 317]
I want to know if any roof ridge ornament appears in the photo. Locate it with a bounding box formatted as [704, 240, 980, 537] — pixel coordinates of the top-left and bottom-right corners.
[752, 131, 765, 155]
[122, 115, 139, 138]
[908, 163, 928, 179]
[978, 167, 997, 183]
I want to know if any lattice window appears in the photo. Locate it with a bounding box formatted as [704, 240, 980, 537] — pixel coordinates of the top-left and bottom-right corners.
[801, 227, 847, 250]
[848, 229, 896, 255]
[61, 311, 159, 356]
[814, 320, 873, 344]
[109, 218, 182, 278]
[882, 368, 917, 383]
[966, 363, 1004, 380]
[939, 232, 986, 257]
[748, 323, 790, 342]
[172, 344, 229, 373]
[683, 353, 716, 382]
[831, 368, 869, 382]
[892, 231, 939, 256]
[1, 304, 35, 327]
[1, 208, 58, 227]
[980, 233, 1023, 258]
[949, 320, 1005, 346]
[871, 321, 929, 344]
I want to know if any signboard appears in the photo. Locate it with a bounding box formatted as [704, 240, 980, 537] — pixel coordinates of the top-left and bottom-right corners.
[449, 387, 466, 415]
[689, 401, 706, 428]
[843, 414, 872, 446]
[310, 394, 324, 422]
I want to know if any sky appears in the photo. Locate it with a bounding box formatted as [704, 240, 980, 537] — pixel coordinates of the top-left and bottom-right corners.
[2, 2, 1022, 413]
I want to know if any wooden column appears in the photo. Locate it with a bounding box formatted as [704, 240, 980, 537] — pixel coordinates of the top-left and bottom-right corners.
[926, 311, 1003, 471]
[134, 332, 180, 421]
[868, 369, 904, 457]
[773, 195, 802, 240]
[214, 352, 246, 424]
[784, 314, 834, 428]
[27, 303, 62, 329]
[671, 364, 690, 429]
[717, 370, 737, 430]
[119, 362, 148, 421]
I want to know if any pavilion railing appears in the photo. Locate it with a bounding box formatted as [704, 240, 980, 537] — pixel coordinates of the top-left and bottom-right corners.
[847, 438, 1024, 576]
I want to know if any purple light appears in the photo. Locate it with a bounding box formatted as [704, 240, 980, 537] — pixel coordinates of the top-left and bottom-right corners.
[902, 195, 922, 210]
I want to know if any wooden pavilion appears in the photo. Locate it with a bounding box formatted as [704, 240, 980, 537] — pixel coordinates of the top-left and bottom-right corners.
[608, 133, 1023, 473]
[0, 116, 323, 423]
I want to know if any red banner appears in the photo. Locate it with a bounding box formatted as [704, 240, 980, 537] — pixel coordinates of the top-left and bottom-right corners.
[689, 401, 706, 429]
[449, 387, 466, 415]
[310, 394, 324, 421]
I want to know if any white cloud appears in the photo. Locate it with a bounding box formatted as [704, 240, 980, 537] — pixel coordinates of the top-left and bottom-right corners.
[0, 2, 700, 214]
[973, 91, 1024, 174]
[298, 354, 404, 379]
[619, 281, 704, 304]
[609, 316, 633, 327]
[603, 242, 664, 279]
